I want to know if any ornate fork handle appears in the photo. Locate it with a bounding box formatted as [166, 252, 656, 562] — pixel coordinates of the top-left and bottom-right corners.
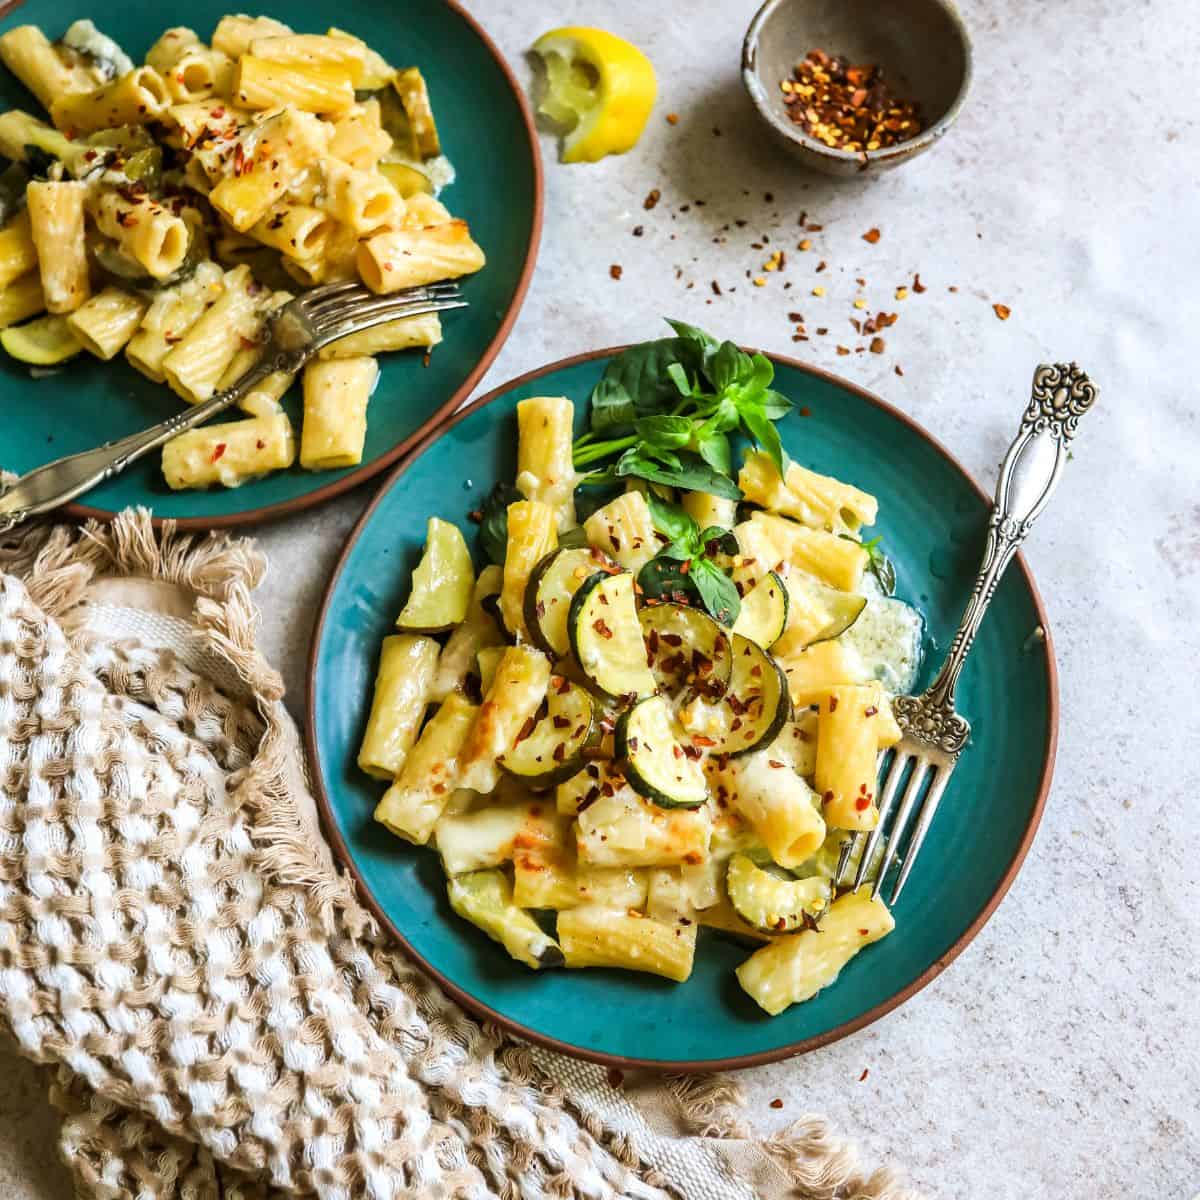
[901, 363, 1099, 742]
[0, 356, 286, 535]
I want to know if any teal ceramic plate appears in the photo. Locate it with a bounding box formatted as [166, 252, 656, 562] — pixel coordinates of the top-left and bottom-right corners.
[0, 0, 540, 528]
[307, 351, 1058, 1070]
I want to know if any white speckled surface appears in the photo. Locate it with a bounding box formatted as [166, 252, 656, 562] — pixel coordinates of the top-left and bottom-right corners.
[4, 1, 1198, 1196]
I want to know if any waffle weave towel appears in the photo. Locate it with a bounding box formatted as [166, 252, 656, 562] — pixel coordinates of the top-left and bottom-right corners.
[0, 509, 921, 1200]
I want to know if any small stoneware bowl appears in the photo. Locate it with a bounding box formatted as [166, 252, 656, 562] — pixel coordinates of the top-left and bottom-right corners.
[742, 0, 972, 177]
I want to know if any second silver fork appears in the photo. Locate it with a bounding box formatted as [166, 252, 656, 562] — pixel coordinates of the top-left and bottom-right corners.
[0, 280, 467, 533]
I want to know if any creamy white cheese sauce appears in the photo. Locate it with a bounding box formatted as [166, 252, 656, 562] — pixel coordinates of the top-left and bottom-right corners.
[842, 575, 924, 695]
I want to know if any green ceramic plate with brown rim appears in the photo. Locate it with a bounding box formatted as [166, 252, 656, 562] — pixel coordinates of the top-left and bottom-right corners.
[306, 348, 1058, 1071]
[0, 0, 541, 528]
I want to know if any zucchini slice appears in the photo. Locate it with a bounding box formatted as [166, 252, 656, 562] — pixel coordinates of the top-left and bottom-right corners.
[639, 601, 733, 700]
[447, 869, 564, 969]
[731, 571, 789, 649]
[379, 159, 434, 197]
[715, 634, 792, 758]
[1, 314, 84, 366]
[567, 570, 656, 701]
[616, 695, 708, 809]
[525, 546, 614, 658]
[499, 675, 597, 788]
[396, 517, 475, 632]
[726, 853, 831, 934]
[781, 572, 867, 651]
[394, 66, 441, 158]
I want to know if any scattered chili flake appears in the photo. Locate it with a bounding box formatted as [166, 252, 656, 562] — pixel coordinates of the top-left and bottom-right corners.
[855, 795, 871, 811]
[993, 302, 1012, 320]
[632, 225, 644, 237]
[799, 405, 811, 417]
[853, 298, 867, 310]
[869, 337, 886, 354]
[610, 264, 623, 280]
[862, 227, 881, 243]
[859, 1068, 870, 1082]
[515, 716, 537, 743]
[711, 280, 722, 295]
[895, 364, 904, 376]
[781, 52, 923, 153]
[913, 273, 927, 293]
[816, 260, 827, 272]
[211, 443, 227, 463]
[592, 618, 614, 640]
[836, 345, 850, 356]
[769, 1098, 784, 1109]
[753, 276, 767, 287]
[829, 696, 839, 712]
[816, 326, 828, 335]
[859, 928, 870, 936]
[948, 285, 959, 293]
[812, 286, 825, 297]
[666, 112, 679, 125]
[895, 286, 909, 300]
[643, 189, 661, 210]
[797, 237, 812, 251]
[255, 439, 265, 450]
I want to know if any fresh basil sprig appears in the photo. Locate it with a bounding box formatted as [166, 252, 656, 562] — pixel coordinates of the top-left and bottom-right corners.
[638, 492, 741, 627]
[860, 535, 897, 595]
[477, 480, 522, 565]
[572, 319, 792, 497]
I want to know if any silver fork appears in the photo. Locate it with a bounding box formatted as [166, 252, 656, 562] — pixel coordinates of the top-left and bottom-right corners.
[0, 280, 467, 533]
[836, 362, 1099, 904]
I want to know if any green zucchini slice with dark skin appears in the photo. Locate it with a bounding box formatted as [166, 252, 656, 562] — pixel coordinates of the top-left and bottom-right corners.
[786, 572, 868, 649]
[446, 869, 564, 969]
[567, 570, 656, 701]
[524, 545, 615, 658]
[731, 570, 789, 649]
[616, 694, 708, 809]
[639, 601, 733, 700]
[716, 633, 791, 758]
[726, 853, 830, 934]
[499, 675, 598, 789]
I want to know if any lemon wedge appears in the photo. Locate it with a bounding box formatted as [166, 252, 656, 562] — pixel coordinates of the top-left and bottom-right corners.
[532, 27, 657, 163]
[1, 314, 84, 366]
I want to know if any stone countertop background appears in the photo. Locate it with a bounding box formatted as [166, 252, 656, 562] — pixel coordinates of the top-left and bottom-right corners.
[4, 0, 1198, 1196]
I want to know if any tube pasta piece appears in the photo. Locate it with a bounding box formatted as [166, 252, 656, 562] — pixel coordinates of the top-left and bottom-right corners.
[746, 511, 869, 592]
[215, 295, 295, 415]
[456, 646, 552, 795]
[582, 490, 659, 572]
[430, 564, 505, 703]
[735, 887, 895, 1015]
[814, 683, 887, 831]
[0, 26, 93, 111]
[208, 110, 329, 232]
[162, 101, 245, 182]
[0, 210, 38, 291]
[125, 259, 223, 381]
[739, 450, 878, 534]
[0, 110, 90, 175]
[557, 906, 697, 983]
[50, 67, 170, 134]
[499, 499, 558, 641]
[162, 264, 264, 402]
[161, 411, 296, 491]
[249, 33, 367, 83]
[446, 869, 563, 971]
[319, 156, 402, 234]
[146, 29, 233, 102]
[711, 747, 826, 868]
[0, 272, 45, 329]
[575, 785, 712, 869]
[356, 220, 485, 292]
[317, 311, 441, 360]
[681, 490, 738, 531]
[88, 188, 191, 281]
[328, 100, 392, 170]
[233, 56, 355, 116]
[434, 799, 566, 876]
[25, 181, 88, 313]
[512, 842, 648, 910]
[516, 396, 577, 530]
[401, 192, 451, 227]
[298, 355, 378, 470]
[250, 203, 334, 261]
[327, 27, 393, 90]
[374, 692, 479, 844]
[778, 638, 864, 709]
[357, 633, 438, 779]
[211, 14, 293, 59]
[67, 287, 148, 359]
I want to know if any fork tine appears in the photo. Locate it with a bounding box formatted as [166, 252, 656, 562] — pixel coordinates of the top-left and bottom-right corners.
[312, 298, 468, 348]
[852, 747, 909, 890]
[834, 835, 856, 888]
[300, 281, 462, 317]
[872, 757, 931, 898]
[889, 765, 951, 903]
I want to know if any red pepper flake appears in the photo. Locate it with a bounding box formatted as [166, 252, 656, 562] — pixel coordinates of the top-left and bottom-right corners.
[769, 1098, 784, 1109]
[114, 210, 138, 228]
[711, 279, 722, 295]
[862, 227, 881, 244]
[553, 675, 571, 694]
[869, 337, 886, 354]
[666, 112, 679, 125]
[799, 405, 812, 417]
[552, 715, 570, 729]
[592, 618, 614, 639]
[255, 439, 265, 450]
[632, 225, 644, 237]
[515, 716, 537, 743]
[610, 264, 623, 280]
[993, 303, 1012, 321]
[836, 345, 850, 356]
[894, 364, 904, 376]
[552, 743, 566, 762]
[211, 443, 227, 463]
[865, 706, 878, 717]
[855, 795, 871, 811]
[913, 273, 926, 293]
[643, 189, 661, 210]
[467, 509, 483, 523]
[822, 790, 834, 805]
[210, 105, 226, 118]
[768, 759, 786, 769]
[859, 928, 870, 936]
[859, 1068, 870, 1082]
[829, 696, 839, 712]
[691, 734, 717, 748]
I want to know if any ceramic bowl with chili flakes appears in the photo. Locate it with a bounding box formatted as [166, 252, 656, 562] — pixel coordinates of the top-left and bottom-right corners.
[741, 0, 972, 177]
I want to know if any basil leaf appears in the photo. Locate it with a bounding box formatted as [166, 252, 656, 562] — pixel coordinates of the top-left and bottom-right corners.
[692, 559, 741, 627]
[696, 429, 732, 476]
[761, 389, 793, 420]
[601, 337, 700, 419]
[616, 449, 742, 500]
[645, 491, 700, 550]
[635, 414, 694, 450]
[476, 481, 522, 566]
[638, 553, 698, 605]
[707, 340, 749, 392]
[589, 376, 637, 435]
[666, 361, 695, 397]
[665, 318, 721, 368]
[699, 527, 740, 558]
[859, 535, 897, 595]
[740, 404, 787, 477]
[743, 352, 774, 397]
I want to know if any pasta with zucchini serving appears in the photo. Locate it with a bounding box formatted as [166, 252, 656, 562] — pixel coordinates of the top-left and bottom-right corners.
[0, 15, 484, 490]
[358, 324, 927, 1016]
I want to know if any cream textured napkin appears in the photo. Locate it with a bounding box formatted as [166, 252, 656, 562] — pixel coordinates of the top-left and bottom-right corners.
[0, 506, 922, 1200]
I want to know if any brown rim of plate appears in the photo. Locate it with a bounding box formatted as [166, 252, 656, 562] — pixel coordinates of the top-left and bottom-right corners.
[304, 347, 1060, 1073]
[17, 0, 546, 531]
